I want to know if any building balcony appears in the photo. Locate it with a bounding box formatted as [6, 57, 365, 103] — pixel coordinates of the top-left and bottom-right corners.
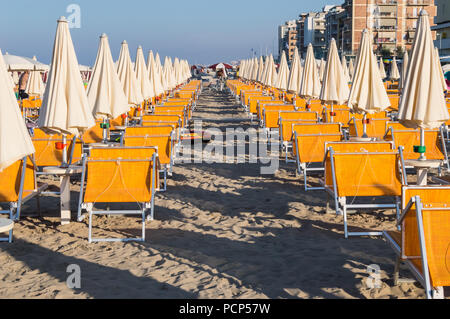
[377, 38, 396, 43]
[434, 38, 450, 50]
[374, 26, 397, 31]
[378, 12, 397, 18]
[376, 0, 397, 5]
[406, 0, 431, 5]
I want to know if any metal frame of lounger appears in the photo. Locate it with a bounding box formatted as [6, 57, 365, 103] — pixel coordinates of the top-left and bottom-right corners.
[383, 193, 449, 299]
[325, 147, 407, 238]
[294, 126, 343, 191]
[77, 151, 158, 243]
[0, 155, 48, 221]
[385, 126, 449, 173]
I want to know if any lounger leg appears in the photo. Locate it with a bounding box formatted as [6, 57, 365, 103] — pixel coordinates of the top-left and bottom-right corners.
[395, 198, 401, 231]
[141, 210, 146, 242]
[343, 204, 349, 239]
[88, 210, 93, 243]
[432, 287, 444, 299]
[8, 228, 13, 243]
[393, 257, 400, 286]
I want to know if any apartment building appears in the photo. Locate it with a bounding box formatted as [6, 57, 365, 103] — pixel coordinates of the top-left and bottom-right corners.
[432, 0, 450, 55]
[278, 20, 298, 61]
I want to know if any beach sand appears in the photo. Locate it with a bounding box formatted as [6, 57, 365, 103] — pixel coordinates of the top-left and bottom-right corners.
[0, 82, 445, 299]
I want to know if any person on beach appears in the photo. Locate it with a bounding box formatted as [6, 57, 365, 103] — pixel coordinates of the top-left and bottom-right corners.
[18, 71, 30, 99]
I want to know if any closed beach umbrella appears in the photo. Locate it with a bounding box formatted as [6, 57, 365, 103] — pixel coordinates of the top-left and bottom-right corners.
[257, 56, 264, 83]
[147, 51, 165, 97]
[435, 47, 447, 92]
[400, 51, 409, 90]
[250, 57, 258, 81]
[320, 38, 350, 108]
[341, 55, 350, 83]
[0, 49, 35, 172]
[299, 43, 321, 101]
[319, 58, 325, 82]
[276, 51, 289, 90]
[135, 46, 154, 100]
[390, 56, 400, 81]
[38, 17, 95, 137]
[379, 57, 387, 79]
[260, 57, 268, 85]
[398, 10, 449, 158]
[117, 41, 144, 107]
[287, 47, 302, 93]
[26, 65, 45, 96]
[271, 56, 278, 88]
[348, 29, 390, 115]
[264, 55, 274, 87]
[348, 58, 355, 80]
[87, 34, 129, 120]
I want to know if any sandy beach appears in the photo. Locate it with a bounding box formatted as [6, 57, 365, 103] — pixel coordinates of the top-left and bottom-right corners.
[0, 83, 445, 299]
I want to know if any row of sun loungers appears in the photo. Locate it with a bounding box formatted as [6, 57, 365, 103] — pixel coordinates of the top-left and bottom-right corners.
[227, 78, 450, 299]
[1, 80, 202, 243]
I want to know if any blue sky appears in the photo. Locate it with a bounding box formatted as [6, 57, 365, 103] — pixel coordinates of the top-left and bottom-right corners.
[0, 0, 340, 66]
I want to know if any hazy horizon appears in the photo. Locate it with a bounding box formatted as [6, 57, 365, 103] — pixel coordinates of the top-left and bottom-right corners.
[1, 0, 341, 66]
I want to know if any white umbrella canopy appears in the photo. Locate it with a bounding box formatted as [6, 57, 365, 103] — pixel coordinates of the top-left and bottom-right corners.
[398, 10, 449, 129]
[38, 17, 95, 137]
[378, 57, 387, 79]
[400, 51, 409, 90]
[117, 40, 144, 106]
[287, 47, 302, 93]
[11, 71, 19, 86]
[276, 51, 289, 90]
[147, 51, 165, 97]
[26, 65, 45, 96]
[264, 56, 275, 87]
[390, 56, 400, 81]
[299, 44, 321, 99]
[435, 47, 447, 92]
[319, 38, 350, 105]
[0, 49, 35, 172]
[319, 58, 325, 82]
[348, 58, 355, 80]
[271, 56, 278, 88]
[87, 34, 129, 120]
[257, 56, 265, 83]
[348, 29, 390, 114]
[135, 46, 154, 100]
[341, 55, 350, 83]
[260, 57, 269, 84]
[3, 52, 49, 71]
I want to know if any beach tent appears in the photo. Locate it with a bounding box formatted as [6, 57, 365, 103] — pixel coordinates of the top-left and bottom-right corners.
[3, 53, 49, 71]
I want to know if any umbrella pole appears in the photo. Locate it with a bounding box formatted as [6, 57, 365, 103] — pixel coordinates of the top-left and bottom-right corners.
[362, 113, 368, 138]
[101, 118, 109, 144]
[419, 127, 426, 161]
[61, 134, 68, 168]
[330, 102, 334, 123]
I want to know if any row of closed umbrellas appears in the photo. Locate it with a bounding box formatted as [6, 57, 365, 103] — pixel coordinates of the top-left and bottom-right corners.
[0, 16, 192, 172]
[239, 10, 449, 134]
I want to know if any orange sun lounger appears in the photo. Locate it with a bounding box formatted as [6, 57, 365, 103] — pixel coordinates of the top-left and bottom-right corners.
[384, 186, 450, 299]
[323, 144, 406, 238]
[292, 123, 343, 191]
[78, 146, 160, 243]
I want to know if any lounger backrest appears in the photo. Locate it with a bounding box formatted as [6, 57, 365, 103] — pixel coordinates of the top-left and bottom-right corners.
[82, 123, 104, 144]
[0, 156, 35, 202]
[389, 129, 444, 161]
[142, 114, 181, 123]
[279, 111, 319, 121]
[84, 147, 158, 203]
[32, 129, 83, 166]
[323, 108, 351, 124]
[401, 186, 450, 287]
[280, 119, 318, 142]
[331, 151, 402, 197]
[125, 125, 174, 137]
[263, 105, 296, 127]
[323, 142, 395, 189]
[348, 118, 391, 139]
[353, 111, 389, 119]
[124, 135, 172, 165]
[257, 101, 285, 120]
[293, 123, 342, 135]
[249, 96, 272, 114]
